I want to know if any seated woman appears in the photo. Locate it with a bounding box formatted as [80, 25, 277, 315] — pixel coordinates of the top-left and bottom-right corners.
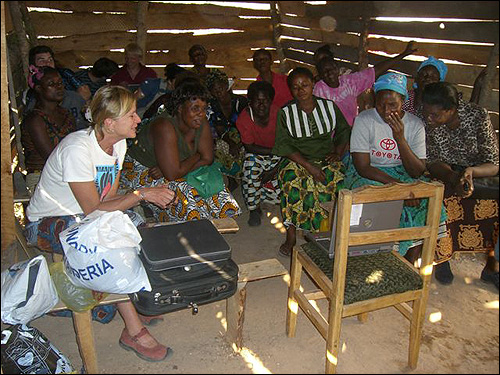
[25, 85, 176, 362]
[422, 82, 499, 287]
[402, 56, 448, 118]
[344, 72, 447, 261]
[236, 81, 282, 227]
[121, 79, 241, 222]
[21, 66, 76, 194]
[273, 67, 350, 257]
[206, 69, 248, 191]
[188, 44, 221, 87]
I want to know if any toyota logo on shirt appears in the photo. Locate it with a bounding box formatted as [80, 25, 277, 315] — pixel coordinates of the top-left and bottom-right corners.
[380, 138, 396, 151]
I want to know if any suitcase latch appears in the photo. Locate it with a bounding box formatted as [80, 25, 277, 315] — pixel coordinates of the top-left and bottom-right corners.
[170, 290, 182, 304]
[189, 302, 199, 315]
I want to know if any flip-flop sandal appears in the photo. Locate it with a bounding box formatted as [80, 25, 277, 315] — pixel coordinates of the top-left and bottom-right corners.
[278, 243, 292, 257]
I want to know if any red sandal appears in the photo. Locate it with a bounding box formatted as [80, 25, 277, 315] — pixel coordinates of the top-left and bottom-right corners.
[119, 327, 173, 362]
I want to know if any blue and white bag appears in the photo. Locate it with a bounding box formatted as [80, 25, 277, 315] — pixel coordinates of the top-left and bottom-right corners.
[59, 210, 151, 294]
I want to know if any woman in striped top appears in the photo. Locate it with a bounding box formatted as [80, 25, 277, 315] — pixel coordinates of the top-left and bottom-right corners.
[272, 67, 350, 257]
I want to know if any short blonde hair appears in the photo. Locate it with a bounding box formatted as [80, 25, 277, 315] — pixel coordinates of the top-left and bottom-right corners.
[90, 85, 136, 137]
[125, 43, 143, 59]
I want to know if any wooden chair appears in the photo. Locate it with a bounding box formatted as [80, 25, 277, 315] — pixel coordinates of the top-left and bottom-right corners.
[286, 181, 444, 374]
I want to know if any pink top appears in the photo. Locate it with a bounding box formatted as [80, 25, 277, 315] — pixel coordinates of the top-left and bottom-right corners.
[236, 105, 279, 149]
[313, 67, 375, 126]
[257, 72, 293, 109]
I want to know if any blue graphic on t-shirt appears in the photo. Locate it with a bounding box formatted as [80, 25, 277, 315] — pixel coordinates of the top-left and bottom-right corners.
[95, 159, 119, 200]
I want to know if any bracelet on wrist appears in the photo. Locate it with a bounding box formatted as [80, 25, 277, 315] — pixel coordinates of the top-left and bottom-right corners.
[133, 189, 146, 202]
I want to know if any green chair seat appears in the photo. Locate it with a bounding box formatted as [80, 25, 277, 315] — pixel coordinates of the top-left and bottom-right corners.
[301, 242, 423, 305]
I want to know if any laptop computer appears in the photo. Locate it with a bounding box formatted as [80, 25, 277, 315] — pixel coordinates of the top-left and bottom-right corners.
[305, 199, 404, 259]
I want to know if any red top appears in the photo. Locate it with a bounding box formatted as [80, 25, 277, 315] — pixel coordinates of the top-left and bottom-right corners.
[257, 72, 293, 109]
[236, 105, 279, 149]
[110, 64, 157, 87]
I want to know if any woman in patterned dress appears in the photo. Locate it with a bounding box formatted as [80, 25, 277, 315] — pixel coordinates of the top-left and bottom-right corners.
[273, 67, 350, 257]
[422, 82, 499, 287]
[120, 79, 240, 222]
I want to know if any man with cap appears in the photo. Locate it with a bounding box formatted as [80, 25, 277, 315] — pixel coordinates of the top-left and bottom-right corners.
[403, 56, 448, 118]
[344, 72, 448, 263]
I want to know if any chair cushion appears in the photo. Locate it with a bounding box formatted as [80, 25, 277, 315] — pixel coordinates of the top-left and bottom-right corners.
[301, 242, 423, 305]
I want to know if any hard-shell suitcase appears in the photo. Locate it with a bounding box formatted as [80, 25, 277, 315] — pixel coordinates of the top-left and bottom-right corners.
[130, 258, 239, 315]
[137, 219, 232, 271]
[130, 220, 239, 315]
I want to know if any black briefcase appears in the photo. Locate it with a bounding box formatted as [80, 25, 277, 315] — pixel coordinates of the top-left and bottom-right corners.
[130, 220, 239, 316]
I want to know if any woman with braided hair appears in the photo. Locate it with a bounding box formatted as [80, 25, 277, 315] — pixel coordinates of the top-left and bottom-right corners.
[21, 65, 76, 193]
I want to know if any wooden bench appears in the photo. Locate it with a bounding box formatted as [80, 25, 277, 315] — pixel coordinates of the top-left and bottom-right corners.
[46, 217, 288, 373]
[50, 257, 287, 374]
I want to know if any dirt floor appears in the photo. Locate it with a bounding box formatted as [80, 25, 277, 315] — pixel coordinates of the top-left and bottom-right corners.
[2, 188, 499, 374]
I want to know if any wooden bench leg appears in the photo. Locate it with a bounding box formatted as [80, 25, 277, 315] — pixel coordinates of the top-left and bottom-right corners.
[357, 313, 369, 323]
[73, 310, 98, 374]
[225, 281, 247, 351]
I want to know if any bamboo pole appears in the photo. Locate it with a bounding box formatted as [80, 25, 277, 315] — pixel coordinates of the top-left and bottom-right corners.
[479, 41, 499, 108]
[7, 1, 30, 81]
[136, 1, 148, 61]
[1, 0, 16, 251]
[270, 1, 290, 74]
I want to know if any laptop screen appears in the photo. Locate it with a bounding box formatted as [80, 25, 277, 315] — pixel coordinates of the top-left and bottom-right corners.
[328, 199, 404, 258]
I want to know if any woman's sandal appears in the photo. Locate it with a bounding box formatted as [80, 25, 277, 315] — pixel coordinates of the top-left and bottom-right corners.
[119, 327, 173, 362]
[278, 243, 293, 257]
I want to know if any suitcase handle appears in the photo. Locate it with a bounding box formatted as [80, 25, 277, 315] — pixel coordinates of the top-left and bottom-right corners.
[171, 288, 216, 302]
[160, 288, 218, 306]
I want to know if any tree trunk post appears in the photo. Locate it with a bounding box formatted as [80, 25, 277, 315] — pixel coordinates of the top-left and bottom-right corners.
[478, 41, 499, 108]
[7, 1, 30, 81]
[1, 0, 16, 252]
[136, 2, 148, 62]
[270, 1, 290, 75]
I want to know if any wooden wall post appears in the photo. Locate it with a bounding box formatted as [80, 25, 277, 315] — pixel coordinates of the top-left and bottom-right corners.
[479, 41, 499, 108]
[136, 2, 148, 62]
[357, 2, 374, 112]
[7, 1, 30, 82]
[1, 0, 16, 252]
[270, 1, 290, 74]
[19, 1, 37, 47]
[358, 3, 370, 70]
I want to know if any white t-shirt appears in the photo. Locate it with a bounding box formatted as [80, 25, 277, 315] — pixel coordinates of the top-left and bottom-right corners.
[350, 108, 426, 168]
[27, 128, 127, 222]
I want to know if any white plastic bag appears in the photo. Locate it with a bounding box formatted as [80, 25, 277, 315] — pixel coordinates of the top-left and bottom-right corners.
[1, 255, 59, 325]
[59, 210, 151, 294]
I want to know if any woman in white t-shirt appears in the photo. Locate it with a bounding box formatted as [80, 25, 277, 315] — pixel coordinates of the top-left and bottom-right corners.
[26, 85, 175, 362]
[345, 73, 447, 263]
